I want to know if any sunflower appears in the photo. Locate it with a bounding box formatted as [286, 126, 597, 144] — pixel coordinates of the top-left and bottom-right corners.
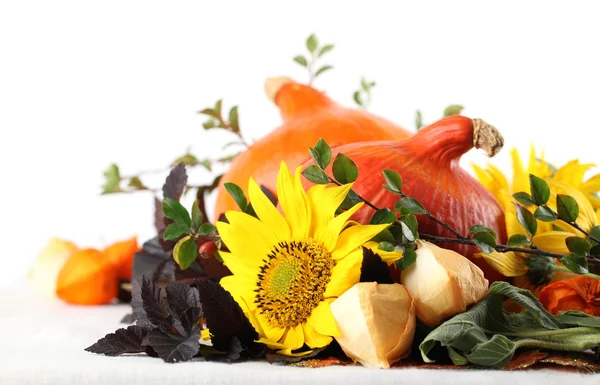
[472, 146, 598, 284]
[216, 162, 399, 355]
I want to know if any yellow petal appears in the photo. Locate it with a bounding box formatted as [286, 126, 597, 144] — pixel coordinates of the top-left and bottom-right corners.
[308, 183, 352, 242]
[277, 163, 311, 239]
[280, 323, 304, 352]
[473, 251, 528, 277]
[217, 250, 258, 279]
[547, 179, 597, 232]
[331, 223, 389, 260]
[324, 249, 362, 298]
[302, 321, 333, 349]
[581, 174, 600, 194]
[307, 300, 340, 337]
[554, 160, 595, 188]
[363, 241, 403, 264]
[322, 202, 364, 252]
[254, 310, 286, 343]
[219, 275, 257, 311]
[248, 177, 290, 241]
[511, 148, 529, 195]
[532, 231, 572, 254]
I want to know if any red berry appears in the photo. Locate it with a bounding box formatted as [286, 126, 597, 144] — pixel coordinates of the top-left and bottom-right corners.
[198, 241, 217, 259]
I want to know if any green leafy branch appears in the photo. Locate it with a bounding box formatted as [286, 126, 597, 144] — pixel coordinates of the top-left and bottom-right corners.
[199, 99, 248, 148]
[416, 105, 465, 130]
[293, 34, 334, 85]
[353, 77, 376, 109]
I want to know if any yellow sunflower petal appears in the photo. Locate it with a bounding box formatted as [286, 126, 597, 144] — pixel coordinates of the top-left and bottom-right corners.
[307, 300, 340, 337]
[302, 320, 333, 349]
[280, 323, 304, 352]
[254, 310, 286, 343]
[528, 145, 553, 180]
[532, 231, 572, 254]
[324, 249, 362, 298]
[307, 183, 354, 248]
[363, 241, 403, 264]
[219, 275, 257, 311]
[581, 174, 600, 194]
[511, 148, 529, 194]
[218, 212, 278, 265]
[331, 223, 389, 260]
[217, 250, 258, 278]
[547, 179, 597, 232]
[554, 160, 595, 188]
[473, 251, 528, 277]
[248, 177, 290, 240]
[277, 163, 311, 239]
[322, 202, 364, 252]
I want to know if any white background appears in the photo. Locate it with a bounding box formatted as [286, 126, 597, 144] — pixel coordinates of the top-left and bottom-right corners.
[1, 0, 599, 289]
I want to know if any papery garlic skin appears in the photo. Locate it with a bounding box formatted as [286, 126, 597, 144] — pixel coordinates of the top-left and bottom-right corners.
[27, 239, 78, 298]
[330, 282, 416, 369]
[401, 240, 489, 327]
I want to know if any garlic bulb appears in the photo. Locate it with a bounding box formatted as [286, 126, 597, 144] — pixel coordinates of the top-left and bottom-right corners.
[27, 239, 78, 297]
[330, 282, 416, 369]
[401, 240, 489, 326]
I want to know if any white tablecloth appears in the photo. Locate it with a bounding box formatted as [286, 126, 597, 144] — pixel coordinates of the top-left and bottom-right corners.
[0, 283, 598, 385]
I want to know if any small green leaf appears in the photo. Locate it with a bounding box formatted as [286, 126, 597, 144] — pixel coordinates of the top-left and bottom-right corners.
[339, 189, 362, 210]
[128, 176, 145, 190]
[306, 34, 318, 53]
[400, 248, 417, 270]
[353, 91, 363, 106]
[529, 174, 551, 205]
[382, 169, 402, 193]
[172, 153, 199, 167]
[163, 197, 191, 227]
[293, 55, 308, 67]
[200, 159, 212, 171]
[566, 237, 591, 256]
[534, 205, 556, 222]
[102, 164, 121, 194]
[332, 153, 358, 184]
[228, 105, 240, 133]
[198, 108, 218, 118]
[202, 119, 217, 129]
[469, 224, 497, 239]
[224, 182, 247, 211]
[514, 203, 537, 236]
[163, 223, 191, 241]
[400, 215, 419, 242]
[309, 138, 332, 170]
[561, 254, 589, 274]
[301, 165, 329, 184]
[197, 223, 217, 235]
[318, 44, 334, 57]
[378, 241, 396, 252]
[214, 99, 223, 115]
[394, 197, 427, 215]
[315, 65, 333, 78]
[370, 209, 396, 225]
[473, 232, 496, 254]
[443, 104, 464, 117]
[589, 226, 600, 246]
[244, 202, 257, 218]
[191, 200, 203, 232]
[556, 194, 579, 223]
[507, 234, 531, 247]
[173, 236, 197, 270]
[415, 110, 424, 130]
[513, 192, 535, 206]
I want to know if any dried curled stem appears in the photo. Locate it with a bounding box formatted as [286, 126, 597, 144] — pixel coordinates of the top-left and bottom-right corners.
[472, 118, 504, 157]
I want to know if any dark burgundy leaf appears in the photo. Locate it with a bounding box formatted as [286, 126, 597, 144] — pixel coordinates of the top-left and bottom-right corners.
[360, 247, 394, 284]
[196, 280, 259, 353]
[162, 163, 188, 201]
[139, 276, 173, 332]
[165, 282, 202, 334]
[133, 237, 175, 281]
[147, 327, 200, 363]
[85, 326, 147, 356]
[154, 197, 166, 234]
[117, 279, 132, 303]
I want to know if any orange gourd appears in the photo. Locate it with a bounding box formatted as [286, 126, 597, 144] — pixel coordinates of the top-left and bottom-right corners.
[213, 77, 412, 220]
[302, 116, 507, 282]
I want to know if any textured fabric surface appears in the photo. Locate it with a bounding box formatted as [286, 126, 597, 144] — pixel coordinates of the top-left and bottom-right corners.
[0, 283, 598, 385]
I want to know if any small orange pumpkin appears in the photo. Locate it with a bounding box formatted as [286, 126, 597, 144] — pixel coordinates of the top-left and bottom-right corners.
[213, 77, 412, 219]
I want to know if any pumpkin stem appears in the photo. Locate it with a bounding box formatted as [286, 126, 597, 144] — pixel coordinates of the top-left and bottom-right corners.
[472, 118, 504, 157]
[265, 76, 335, 121]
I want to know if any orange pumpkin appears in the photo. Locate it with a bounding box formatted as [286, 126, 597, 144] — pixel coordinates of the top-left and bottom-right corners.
[213, 77, 412, 220]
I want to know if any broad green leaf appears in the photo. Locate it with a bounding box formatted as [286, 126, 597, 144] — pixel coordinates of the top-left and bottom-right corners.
[163, 223, 191, 241]
[228, 105, 240, 133]
[399, 248, 417, 270]
[214, 99, 223, 115]
[128, 176, 145, 190]
[314, 65, 333, 78]
[318, 44, 334, 57]
[198, 108, 218, 118]
[314, 138, 332, 169]
[293, 55, 308, 67]
[370, 209, 396, 225]
[173, 236, 197, 270]
[514, 203, 537, 236]
[197, 223, 217, 235]
[400, 215, 418, 242]
[191, 200, 203, 232]
[589, 226, 600, 246]
[172, 154, 199, 167]
[556, 194, 579, 223]
[529, 174, 550, 205]
[394, 197, 427, 215]
[163, 197, 191, 227]
[469, 224, 497, 239]
[353, 91, 363, 106]
[556, 311, 600, 328]
[566, 236, 591, 256]
[415, 110, 423, 130]
[382, 169, 402, 193]
[378, 241, 396, 252]
[534, 205, 556, 222]
[102, 163, 121, 194]
[224, 182, 247, 211]
[512, 192, 535, 206]
[473, 232, 496, 254]
[561, 253, 589, 274]
[202, 119, 217, 129]
[301, 165, 329, 185]
[332, 153, 358, 184]
[507, 234, 531, 247]
[339, 189, 362, 210]
[466, 335, 516, 368]
[447, 347, 468, 366]
[443, 104, 464, 117]
[306, 34, 318, 53]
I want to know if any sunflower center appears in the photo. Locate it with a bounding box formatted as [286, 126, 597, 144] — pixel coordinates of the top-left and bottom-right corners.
[254, 238, 334, 329]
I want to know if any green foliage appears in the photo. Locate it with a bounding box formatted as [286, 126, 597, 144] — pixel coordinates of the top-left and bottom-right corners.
[512, 192, 535, 206]
[370, 209, 396, 225]
[561, 254, 589, 274]
[199, 100, 244, 144]
[163, 197, 191, 228]
[400, 215, 419, 242]
[507, 234, 531, 247]
[529, 174, 550, 205]
[301, 165, 329, 184]
[397, 248, 417, 270]
[128, 176, 146, 190]
[514, 203, 537, 236]
[468, 224, 497, 239]
[309, 138, 332, 170]
[173, 236, 198, 270]
[163, 223, 191, 241]
[534, 205, 556, 222]
[197, 223, 217, 236]
[377, 241, 397, 252]
[102, 164, 122, 194]
[472, 231, 496, 254]
[294, 34, 334, 83]
[556, 194, 579, 223]
[382, 169, 403, 193]
[443, 105, 464, 117]
[415, 110, 424, 130]
[191, 200, 204, 232]
[332, 153, 358, 184]
[339, 189, 362, 210]
[565, 236, 591, 256]
[224, 183, 248, 212]
[590, 226, 600, 246]
[395, 197, 427, 215]
[353, 77, 376, 109]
